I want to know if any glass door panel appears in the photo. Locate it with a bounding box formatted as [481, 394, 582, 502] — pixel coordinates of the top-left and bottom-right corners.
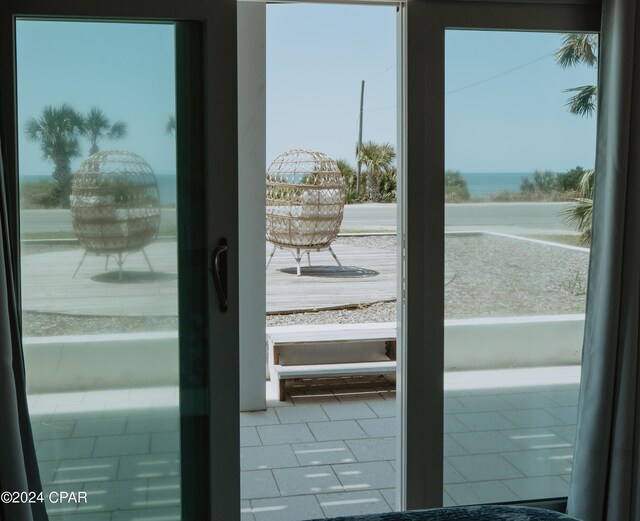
[443, 29, 597, 506]
[239, 4, 400, 519]
[17, 20, 182, 520]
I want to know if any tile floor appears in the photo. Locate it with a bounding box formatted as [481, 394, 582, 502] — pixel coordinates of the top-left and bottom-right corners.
[28, 370, 579, 521]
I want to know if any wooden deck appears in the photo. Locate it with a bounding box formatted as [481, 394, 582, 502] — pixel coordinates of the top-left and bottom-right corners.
[21, 240, 396, 316]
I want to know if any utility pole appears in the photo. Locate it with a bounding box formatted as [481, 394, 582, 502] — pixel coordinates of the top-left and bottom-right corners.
[356, 80, 365, 197]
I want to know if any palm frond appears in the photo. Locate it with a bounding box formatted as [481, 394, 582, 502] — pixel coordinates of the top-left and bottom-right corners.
[563, 168, 594, 245]
[555, 34, 598, 68]
[108, 121, 127, 140]
[166, 115, 176, 136]
[564, 85, 598, 117]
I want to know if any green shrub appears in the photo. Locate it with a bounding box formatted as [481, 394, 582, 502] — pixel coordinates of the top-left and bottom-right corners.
[557, 166, 588, 192]
[521, 170, 560, 193]
[445, 170, 470, 202]
[379, 167, 397, 202]
[337, 159, 361, 203]
[21, 180, 60, 208]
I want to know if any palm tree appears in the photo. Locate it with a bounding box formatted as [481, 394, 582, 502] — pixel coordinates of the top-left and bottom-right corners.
[556, 34, 598, 243]
[84, 107, 127, 155]
[166, 115, 176, 137]
[555, 34, 598, 117]
[25, 104, 84, 208]
[564, 168, 594, 245]
[359, 141, 396, 202]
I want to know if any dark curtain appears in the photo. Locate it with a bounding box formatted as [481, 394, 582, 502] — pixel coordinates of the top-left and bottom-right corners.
[0, 116, 47, 519]
[567, 0, 640, 518]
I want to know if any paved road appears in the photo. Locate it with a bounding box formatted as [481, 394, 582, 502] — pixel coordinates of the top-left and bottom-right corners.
[19, 202, 576, 237]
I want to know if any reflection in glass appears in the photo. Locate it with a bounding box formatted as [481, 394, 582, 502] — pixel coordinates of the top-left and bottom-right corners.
[17, 20, 179, 520]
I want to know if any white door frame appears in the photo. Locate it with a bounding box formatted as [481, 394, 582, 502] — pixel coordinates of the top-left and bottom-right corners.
[0, 1, 240, 519]
[403, 0, 600, 511]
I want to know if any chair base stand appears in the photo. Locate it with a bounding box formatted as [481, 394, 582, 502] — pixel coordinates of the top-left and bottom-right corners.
[72, 248, 154, 281]
[266, 243, 342, 276]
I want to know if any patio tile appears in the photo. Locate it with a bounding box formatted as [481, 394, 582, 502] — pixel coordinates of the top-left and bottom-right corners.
[273, 465, 341, 496]
[321, 402, 376, 421]
[111, 507, 180, 521]
[54, 457, 119, 484]
[444, 461, 466, 484]
[500, 409, 567, 429]
[241, 499, 255, 521]
[146, 477, 181, 508]
[444, 415, 469, 434]
[93, 434, 150, 457]
[258, 424, 315, 445]
[444, 435, 467, 457]
[275, 405, 329, 424]
[550, 425, 578, 444]
[366, 400, 396, 418]
[73, 418, 126, 438]
[241, 470, 280, 500]
[500, 393, 558, 410]
[307, 420, 367, 442]
[241, 427, 263, 447]
[451, 430, 521, 454]
[501, 428, 566, 451]
[292, 441, 356, 466]
[291, 394, 339, 405]
[443, 491, 456, 507]
[126, 414, 178, 434]
[346, 437, 395, 462]
[317, 490, 391, 517]
[502, 448, 573, 477]
[251, 495, 324, 521]
[38, 437, 95, 461]
[150, 432, 179, 453]
[241, 409, 280, 427]
[241, 445, 299, 471]
[380, 488, 396, 510]
[332, 461, 395, 490]
[32, 419, 75, 440]
[503, 476, 569, 500]
[444, 397, 468, 414]
[38, 459, 59, 486]
[447, 454, 523, 481]
[454, 412, 516, 431]
[446, 481, 519, 505]
[51, 513, 112, 521]
[81, 479, 147, 511]
[357, 418, 394, 438]
[118, 453, 180, 480]
[541, 389, 580, 406]
[42, 485, 79, 515]
[547, 406, 578, 425]
[456, 395, 513, 413]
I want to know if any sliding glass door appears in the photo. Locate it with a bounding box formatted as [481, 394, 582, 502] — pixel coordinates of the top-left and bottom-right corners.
[1, 1, 239, 520]
[403, 0, 600, 511]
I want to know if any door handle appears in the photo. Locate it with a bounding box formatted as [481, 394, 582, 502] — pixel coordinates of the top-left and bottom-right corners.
[211, 238, 228, 312]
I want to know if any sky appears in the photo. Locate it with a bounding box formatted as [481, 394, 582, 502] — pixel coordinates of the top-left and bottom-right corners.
[16, 7, 597, 178]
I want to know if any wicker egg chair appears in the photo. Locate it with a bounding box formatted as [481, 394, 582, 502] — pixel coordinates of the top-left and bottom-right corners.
[70, 150, 161, 279]
[266, 149, 346, 276]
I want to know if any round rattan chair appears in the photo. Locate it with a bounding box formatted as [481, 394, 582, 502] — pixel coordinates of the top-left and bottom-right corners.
[265, 149, 345, 276]
[70, 150, 161, 279]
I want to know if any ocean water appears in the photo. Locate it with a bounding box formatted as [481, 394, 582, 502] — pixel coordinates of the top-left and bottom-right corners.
[461, 172, 532, 197]
[21, 172, 533, 203]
